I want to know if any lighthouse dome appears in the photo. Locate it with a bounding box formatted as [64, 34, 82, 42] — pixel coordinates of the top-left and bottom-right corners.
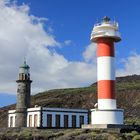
[19, 61, 30, 74]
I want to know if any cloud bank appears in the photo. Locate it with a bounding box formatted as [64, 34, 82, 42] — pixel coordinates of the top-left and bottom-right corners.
[117, 53, 140, 76]
[0, 0, 97, 94]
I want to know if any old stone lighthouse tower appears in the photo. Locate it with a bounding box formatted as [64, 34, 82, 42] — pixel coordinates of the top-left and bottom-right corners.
[15, 61, 32, 127]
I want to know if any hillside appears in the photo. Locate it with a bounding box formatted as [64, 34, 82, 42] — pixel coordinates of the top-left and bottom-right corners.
[0, 75, 140, 128]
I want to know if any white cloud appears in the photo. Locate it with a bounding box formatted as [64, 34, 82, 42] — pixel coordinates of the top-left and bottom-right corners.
[63, 40, 72, 46]
[83, 43, 97, 63]
[0, 0, 97, 94]
[117, 53, 140, 76]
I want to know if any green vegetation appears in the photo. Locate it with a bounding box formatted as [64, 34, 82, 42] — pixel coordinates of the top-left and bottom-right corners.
[133, 135, 140, 140]
[34, 86, 97, 98]
[125, 118, 140, 125]
[0, 128, 139, 140]
[116, 81, 140, 90]
[31, 85, 98, 109]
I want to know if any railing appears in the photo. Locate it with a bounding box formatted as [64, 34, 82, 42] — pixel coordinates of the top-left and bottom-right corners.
[94, 21, 118, 28]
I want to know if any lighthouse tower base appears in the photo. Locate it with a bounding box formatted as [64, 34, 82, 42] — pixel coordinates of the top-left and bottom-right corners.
[82, 109, 124, 129]
[91, 109, 124, 125]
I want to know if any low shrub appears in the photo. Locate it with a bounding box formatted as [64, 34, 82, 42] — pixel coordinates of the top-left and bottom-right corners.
[133, 135, 140, 140]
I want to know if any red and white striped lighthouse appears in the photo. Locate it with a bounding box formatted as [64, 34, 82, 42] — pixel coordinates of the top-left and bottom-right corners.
[90, 16, 124, 125]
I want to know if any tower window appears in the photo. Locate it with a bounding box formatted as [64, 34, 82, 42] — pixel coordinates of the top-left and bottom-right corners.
[19, 74, 22, 80]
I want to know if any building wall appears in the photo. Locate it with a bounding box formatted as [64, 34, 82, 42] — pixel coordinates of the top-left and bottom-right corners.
[8, 107, 88, 128]
[42, 111, 88, 128]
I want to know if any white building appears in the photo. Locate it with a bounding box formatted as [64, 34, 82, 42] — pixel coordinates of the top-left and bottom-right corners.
[8, 107, 89, 128]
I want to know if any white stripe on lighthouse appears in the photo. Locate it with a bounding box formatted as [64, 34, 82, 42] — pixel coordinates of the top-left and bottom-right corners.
[98, 99, 116, 109]
[97, 57, 115, 81]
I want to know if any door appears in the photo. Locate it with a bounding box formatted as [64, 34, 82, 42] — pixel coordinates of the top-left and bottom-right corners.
[80, 116, 84, 127]
[10, 116, 13, 127]
[47, 114, 52, 127]
[72, 115, 76, 128]
[55, 114, 60, 128]
[64, 115, 68, 128]
[29, 115, 32, 127]
[34, 114, 38, 127]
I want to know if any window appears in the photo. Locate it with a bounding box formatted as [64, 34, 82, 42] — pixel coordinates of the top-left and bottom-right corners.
[80, 116, 84, 127]
[64, 115, 68, 128]
[47, 114, 52, 127]
[19, 74, 22, 80]
[23, 74, 25, 80]
[34, 114, 38, 127]
[72, 115, 76, 128]
[10, 116, 13, 127]
[29, 115, 32, 127]
[24, 74, 27, 80]
[55, 114, 60, 127]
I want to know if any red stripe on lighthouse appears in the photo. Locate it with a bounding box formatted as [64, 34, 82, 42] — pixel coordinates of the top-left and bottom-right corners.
[97, 38, 114, 57]
[98, 80, 115, 99]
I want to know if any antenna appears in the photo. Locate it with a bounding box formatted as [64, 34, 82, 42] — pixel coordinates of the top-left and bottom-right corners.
[113, 16, 116, 23]
[24, 57, 26, 64]
[96, 17, 99, 23]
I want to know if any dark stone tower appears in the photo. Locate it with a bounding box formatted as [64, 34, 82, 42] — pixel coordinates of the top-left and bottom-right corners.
[15, 61, 32, 127]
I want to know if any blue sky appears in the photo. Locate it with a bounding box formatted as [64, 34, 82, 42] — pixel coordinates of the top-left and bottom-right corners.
[15, 0, 140, 70]
[17, 0, 140, 59]
[1, 0, 140, 107]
